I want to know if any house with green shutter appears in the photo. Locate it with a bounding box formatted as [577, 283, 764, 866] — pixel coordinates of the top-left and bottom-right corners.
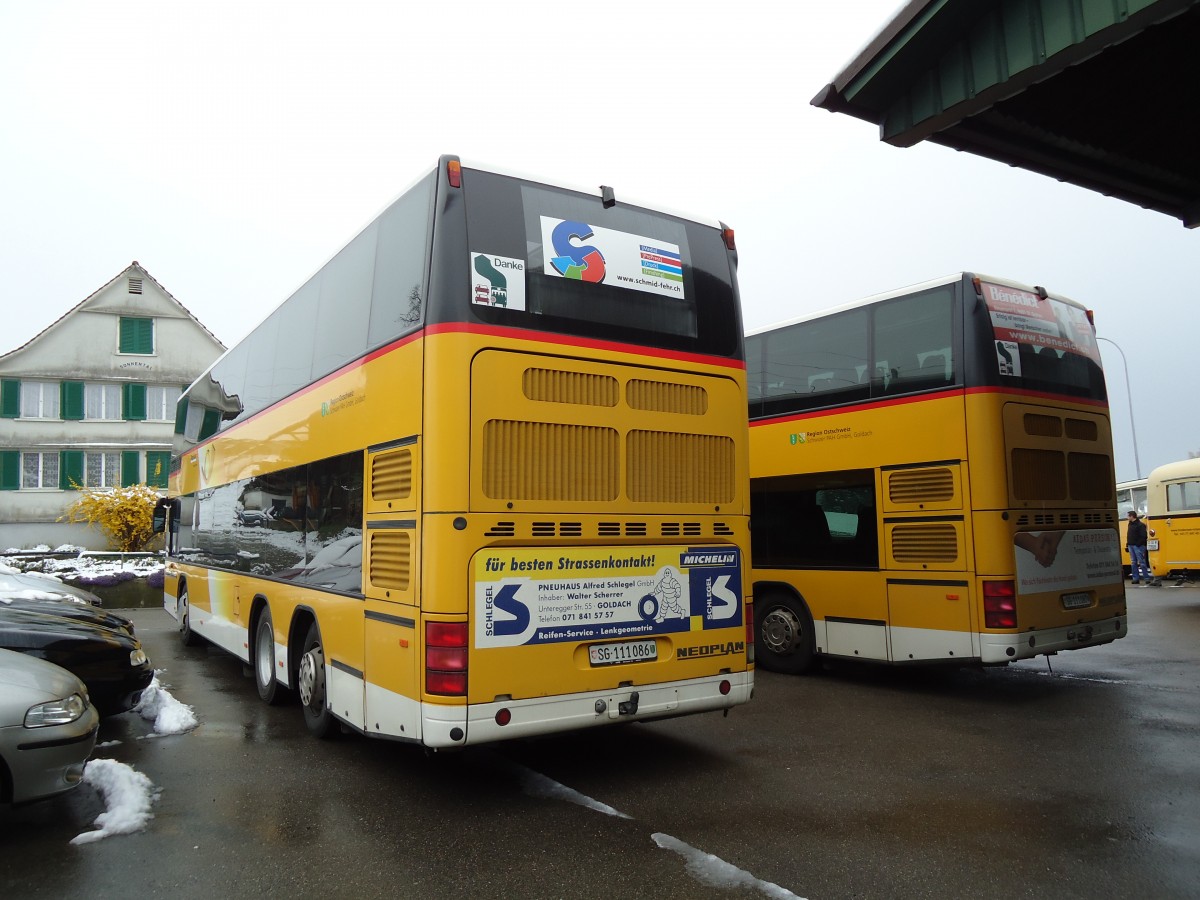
[0, 262, 225, 549]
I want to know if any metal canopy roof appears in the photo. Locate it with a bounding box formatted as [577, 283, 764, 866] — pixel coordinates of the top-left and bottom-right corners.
[812, 0, 1200, 228]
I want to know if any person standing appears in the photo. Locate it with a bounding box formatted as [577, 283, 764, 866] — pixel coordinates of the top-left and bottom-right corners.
[1126, 510, 1152, 585]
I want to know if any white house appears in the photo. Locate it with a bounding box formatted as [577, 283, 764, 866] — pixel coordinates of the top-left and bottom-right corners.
[0, 262, 225, 549]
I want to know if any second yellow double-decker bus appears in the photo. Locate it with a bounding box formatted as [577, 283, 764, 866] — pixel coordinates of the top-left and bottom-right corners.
[745, 273, 1126, 673]
[163, 156, 753, 748]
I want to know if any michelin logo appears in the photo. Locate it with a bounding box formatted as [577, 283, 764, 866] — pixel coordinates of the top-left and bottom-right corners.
[680, 551, 737, 567]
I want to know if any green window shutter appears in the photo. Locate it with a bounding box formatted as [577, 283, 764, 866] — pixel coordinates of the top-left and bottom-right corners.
[1, 380, 19, 418]
[147, 451, 171, 489]
[200, 408, 220, 440]
[121, 450, 141, 487]
[0, 450, 19, 490]
[61, 381, 84, 420]
[119, 317, 154, 354]
[59, 450, 84, 490]
[123, 383, 147, 421]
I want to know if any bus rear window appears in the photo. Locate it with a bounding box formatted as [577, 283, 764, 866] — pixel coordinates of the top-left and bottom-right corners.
[979, 281, 1105, 397]
[461, 168, 739, 358]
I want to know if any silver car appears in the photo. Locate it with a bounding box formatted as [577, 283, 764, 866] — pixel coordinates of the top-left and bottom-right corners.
[0, 647, 99, 804]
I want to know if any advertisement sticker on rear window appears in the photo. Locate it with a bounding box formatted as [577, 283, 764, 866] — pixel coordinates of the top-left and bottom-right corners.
[471, 253, 526, 311]
[473, 545, 741, 649]
[539, 216, 685, 300]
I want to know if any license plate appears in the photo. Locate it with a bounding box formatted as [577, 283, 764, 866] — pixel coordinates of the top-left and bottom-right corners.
[588, 639, 657, 667]
[1062, 591, 1091, 610]
[1147, 539, 1159, 551]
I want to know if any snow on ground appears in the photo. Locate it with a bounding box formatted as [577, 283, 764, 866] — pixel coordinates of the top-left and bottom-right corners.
[135, 673, 198, 736]
[68, 676, 194, 844]
[70, 759, 159, 845]
[0, 546, 164, 588]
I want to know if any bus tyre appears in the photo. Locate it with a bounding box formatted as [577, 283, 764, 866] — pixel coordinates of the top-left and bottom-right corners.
[756, 594, 815, 674]
[298, 621, 337, 739]
[178, 585, 201, 648]
[254, 607, 288, 705]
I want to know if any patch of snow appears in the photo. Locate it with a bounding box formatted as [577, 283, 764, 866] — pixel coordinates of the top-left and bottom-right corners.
[70, 759, 158, 844]
[134, 673, 198, 735]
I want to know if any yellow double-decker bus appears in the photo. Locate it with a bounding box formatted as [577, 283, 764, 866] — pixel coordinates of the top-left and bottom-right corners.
[745, 273, 1127, 673]
[1146, 458, 1200, 582]
[162, 156, 753, 747]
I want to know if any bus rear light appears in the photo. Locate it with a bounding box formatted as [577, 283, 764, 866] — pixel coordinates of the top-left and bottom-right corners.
[446, 159, 462, 188]
[719, 679, 731, 696]
[426, 646, 466, 671]
[983, 580, 1017, 629]
[426, 621, 468, 696]
[495, 708, 512, 726]
[427, 671, 467, 696]
[722, 226, 736, 251]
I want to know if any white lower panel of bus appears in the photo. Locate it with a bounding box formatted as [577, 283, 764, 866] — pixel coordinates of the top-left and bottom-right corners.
[979, 617, 1126, 664]
[458, 673, 753, 749]
[814, 617, 1125, 664]
[814, 619, 972, 663]
[190, 605, 251, 663]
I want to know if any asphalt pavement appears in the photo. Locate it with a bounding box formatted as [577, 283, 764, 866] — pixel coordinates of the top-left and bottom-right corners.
[2, 583, 1198, 899]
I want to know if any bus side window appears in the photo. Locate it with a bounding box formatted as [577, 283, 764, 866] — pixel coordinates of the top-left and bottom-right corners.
[849, 502, 878, 568]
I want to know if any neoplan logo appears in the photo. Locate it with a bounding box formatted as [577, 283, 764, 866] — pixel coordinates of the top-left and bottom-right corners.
[677, 641, 745, 659]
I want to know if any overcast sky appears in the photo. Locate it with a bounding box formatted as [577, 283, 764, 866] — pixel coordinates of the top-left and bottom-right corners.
[1, 1, 1194, 481]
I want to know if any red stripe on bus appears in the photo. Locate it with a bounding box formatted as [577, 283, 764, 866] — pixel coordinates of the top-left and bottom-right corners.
[425, 322, 746, 370]
[750, 385, 1108, 427]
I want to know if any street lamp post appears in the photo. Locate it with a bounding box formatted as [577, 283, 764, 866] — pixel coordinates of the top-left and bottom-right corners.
[1097, 336, 1142, 479]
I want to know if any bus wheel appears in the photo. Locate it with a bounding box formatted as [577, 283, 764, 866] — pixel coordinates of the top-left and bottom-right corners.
[756, 594, 815, 674]
[254, 607, 288, 705]
[178, 585, 201, 648]
[298, 621, 337, 739]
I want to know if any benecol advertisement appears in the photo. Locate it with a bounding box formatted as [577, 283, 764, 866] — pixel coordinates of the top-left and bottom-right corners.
[474, 546, 741, 649]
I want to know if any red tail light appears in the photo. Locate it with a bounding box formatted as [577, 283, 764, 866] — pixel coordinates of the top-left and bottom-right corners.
[745, 603, 755, 664]
[426, 621, 468, 696]
[983, 580, 1017, 629]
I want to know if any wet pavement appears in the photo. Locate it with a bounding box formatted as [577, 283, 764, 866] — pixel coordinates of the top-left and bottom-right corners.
[2, 584, 1198, 899]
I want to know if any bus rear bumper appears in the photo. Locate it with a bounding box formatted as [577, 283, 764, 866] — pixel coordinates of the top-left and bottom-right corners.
[424, 672, 753, 749]
[980, 617, 1127, 664]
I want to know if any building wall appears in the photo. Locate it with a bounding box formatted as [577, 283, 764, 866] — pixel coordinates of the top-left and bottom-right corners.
[0, 263, 224, 548]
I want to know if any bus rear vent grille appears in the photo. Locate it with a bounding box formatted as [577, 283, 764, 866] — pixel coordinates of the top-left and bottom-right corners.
[628, 431, 735, 503]
[1012, 449, 1113, 502]
[1024, 413, 1063, 437]
[483, 421, 619, 501]
[627, 379, 708, 415]
[1065, 418, 1099, 441]
[888, 468, 954, 504]
[533, 521, 583, 537]
[523, 368, 618, 407]
[485, 522, 515, 537]
[369, 531, 411, 591]
[371, 449, 412, 501]
[890, 524, 958, 562]
[662, 522, 704, 537]
[1016, 511, 1112, 526]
